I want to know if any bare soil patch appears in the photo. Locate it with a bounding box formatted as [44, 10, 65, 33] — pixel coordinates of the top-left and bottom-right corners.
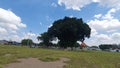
[4, 58, 69, 68]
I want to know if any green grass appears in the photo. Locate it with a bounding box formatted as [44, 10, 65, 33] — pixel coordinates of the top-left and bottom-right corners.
[0, 45, 120, 68]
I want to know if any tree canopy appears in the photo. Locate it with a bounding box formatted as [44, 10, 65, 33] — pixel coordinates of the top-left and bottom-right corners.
[21, 39, 33, 46]
[99, 44, 118, 50]
[48, 17, 91, 48]
[37, 32, 52, 47]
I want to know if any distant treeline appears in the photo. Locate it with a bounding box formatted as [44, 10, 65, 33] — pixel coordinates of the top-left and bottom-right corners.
[99, 44, 120, 50]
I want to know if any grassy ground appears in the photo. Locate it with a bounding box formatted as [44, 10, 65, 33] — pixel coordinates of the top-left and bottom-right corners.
[0, 45, 120, 68]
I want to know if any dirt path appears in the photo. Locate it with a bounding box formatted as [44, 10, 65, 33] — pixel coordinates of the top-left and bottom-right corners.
[4, 58, 69, 68]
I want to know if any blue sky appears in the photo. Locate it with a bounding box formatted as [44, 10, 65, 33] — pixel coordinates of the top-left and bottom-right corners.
[0, 0, 120, 46]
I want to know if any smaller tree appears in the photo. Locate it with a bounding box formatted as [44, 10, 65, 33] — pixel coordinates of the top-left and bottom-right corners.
[118, 45, 120, 49]
[99, 44, 112, 50]
[21, 39, 33, 46]
[90, 46, 98, 48]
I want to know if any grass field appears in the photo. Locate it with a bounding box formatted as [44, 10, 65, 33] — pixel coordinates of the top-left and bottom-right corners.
[0, 45, 120, 68]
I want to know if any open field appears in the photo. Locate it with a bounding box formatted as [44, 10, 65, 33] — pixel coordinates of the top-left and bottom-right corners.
[0, 45, 120, 68]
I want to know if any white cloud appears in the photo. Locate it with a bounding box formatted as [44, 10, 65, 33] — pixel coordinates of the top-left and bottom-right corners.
[58, 0, 120, 11]
[0, 8, 26, 41]
[0, 27, 7, 34]
[0, 8, 40, 43]
[102, 8, 117, 19]
[90, 27, 98, 36]
[111, 33, 120, 41]
[48, 24, 53, 28]
[58, 0, 92, 11]
[0, 8, 26, 28]
[95, 34, 111, 42]
[86, 32, 120, 46]
[69, 15, 74, 18]
[51, 2, 58, 7]
[23, 32, 36, 39]
[97, 0, 120, 9]
[11, 35, 21, 42]
[88, 19, 120, 32]
[22, 32, 39, 43]
[88, 9, 120, 32]
[85, 33, 113, 46]
[86, 8, 120, 46]
[92, 0, 100, 2]
[0, 8, 26, 30]
[94, 14, 102, 19]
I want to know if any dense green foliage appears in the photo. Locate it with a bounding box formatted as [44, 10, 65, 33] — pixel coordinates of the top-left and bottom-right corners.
[90, 46, 99, 48]
[21, 39, 33, 46]
[48, 17, 91, 48]
[0, 45, 120, 68]
[37, 32, 52, 47]
[99, 44, 118, 50]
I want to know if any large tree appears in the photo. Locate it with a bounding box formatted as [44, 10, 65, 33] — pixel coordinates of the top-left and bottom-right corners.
[48, 17, 91, 48]
[37, 32, 52, 47]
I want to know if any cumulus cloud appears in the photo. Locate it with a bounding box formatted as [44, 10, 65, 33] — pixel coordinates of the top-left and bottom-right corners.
[86, 8, 120, 46]
[10, 35, 21, 42]
[22, 32, 39, 43]
[51, 2, 58, 7]
[48, 24, 53, 28]
[103, 8, 117, 19]
[88, 8, 120, 32]
[0, 27, 7, 34]
[0, 8, 26, 41]
[0, 8, 26, 31]
[58, 0, 120, 11]
[86, 32, 120, 46]
[58, 0, 92, 11]
[94, 14, 102, 19]
[23, 32, 36, 39]
[90, 27, 98, 36]
[95, 34, 112, 43]
[97, 0, 120, 9]
[111, 33, 120, 41]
